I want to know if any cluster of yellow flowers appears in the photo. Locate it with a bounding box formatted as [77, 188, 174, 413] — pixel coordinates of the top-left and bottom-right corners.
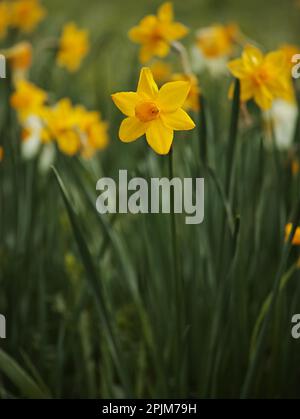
[2, 24, 90, 79]
[113, 2, 300, 243]
[0, 0, 46, 37]
[0, 1, 299, 166]
[228, 45, 296, 110]
[126, 2, 297, 114]
[0, 1, 299, 243]
[127, 2, 201, 114]
[0, 1, 107, 162]
[43, 99, 108, 158]
[10, 80, 108, 159]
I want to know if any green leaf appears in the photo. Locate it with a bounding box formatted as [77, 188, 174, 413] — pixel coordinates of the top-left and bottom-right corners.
[0, 349, 49, 399]
[225, 78, 240, 197]
[52, 166, 133, 397]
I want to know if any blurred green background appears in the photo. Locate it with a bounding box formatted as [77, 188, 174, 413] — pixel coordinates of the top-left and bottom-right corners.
[44, 0, 300, 46]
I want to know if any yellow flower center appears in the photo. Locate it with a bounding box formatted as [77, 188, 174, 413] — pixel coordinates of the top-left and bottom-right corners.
[135, 101, 160, 122]
[151, 25, 164, 42]
[253, 67, 271, 85]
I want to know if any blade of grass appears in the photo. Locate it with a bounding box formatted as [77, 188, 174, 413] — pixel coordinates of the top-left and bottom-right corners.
[249, 262, 298, 359]
[0, 349, 49, 399]
[198, 95, 208, 166]
[241, 198, 300, 398]
[225, 78, 240, 197]
[52, 166, 132, 396]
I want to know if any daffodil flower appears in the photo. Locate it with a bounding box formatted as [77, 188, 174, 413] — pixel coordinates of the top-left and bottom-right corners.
[228, 45, 294, 110]
[3, 42, 33, 82]
[111, 67, 195, 155]
[196, 24, 239, 59]
[10, 80, 48, 122]
[43, 99, 109, 158]
[57, 23, 90, 72]
[128, 2, 188, 64]
[11, 0, 46, 33]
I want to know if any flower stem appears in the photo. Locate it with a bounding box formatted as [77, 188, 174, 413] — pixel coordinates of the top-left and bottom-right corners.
[168, 148, 183, 393]
[171, 41, 193, 75]
[168, 149, 180, 284]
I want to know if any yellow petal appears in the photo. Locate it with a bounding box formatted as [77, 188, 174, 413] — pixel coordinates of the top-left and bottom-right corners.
[242, 45, 263, 70]
[160, 108, 195, 131]
[128, 16, 157, 43]
[153, 40, 170, 58]
[119, 117, 146, 142]
[164, 23, 189, 40]
[146, 118, 173, 155]
[139, 15, 158, 30]
[227, 58, 246, 78]
[158, 81, 191, 112]
[240, 79, 255, 101]
[158, 2, 173, 22]
[265, 50, 286, 70]
[57, 131, 81, 156]
[128, 26, 144, 43]
[254, 85, 273, 110]
[111, 92, 140, 116]
[137, 67, 159, 98]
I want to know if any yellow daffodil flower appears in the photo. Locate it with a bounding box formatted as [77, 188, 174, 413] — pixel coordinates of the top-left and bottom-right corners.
[0, 146, 4, 162]
[196, 23, 240, 59]
[11, 0, 46, 33]
[42, 99, 81, 155]
[171, 73, 201, 112]
[0, 3, 10, 39]
[128, 2, 188, 64]
[111, 67, 195, 155]
[43, 99, 108, 157]
[57, 130, 81, 156]
[228, 45, 294, 110]
[285, 223, 300, 246]
[57, 23, 90, 72]
[10, 80, 47, 121]
[81, 121, 109, 159]
[72, 107, 109, 158]
[5, 42, 33, 71]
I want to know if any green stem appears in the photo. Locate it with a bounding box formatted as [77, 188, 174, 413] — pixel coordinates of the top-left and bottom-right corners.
[171, 41, 193, 75]
[168, 149, 183, 393]
[250, 262, 298, 359]
[199, 95, 208, 166]
[241, 199, 300, 398]
[168, 150, 179, 284]
[225, 78, 240, 197]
